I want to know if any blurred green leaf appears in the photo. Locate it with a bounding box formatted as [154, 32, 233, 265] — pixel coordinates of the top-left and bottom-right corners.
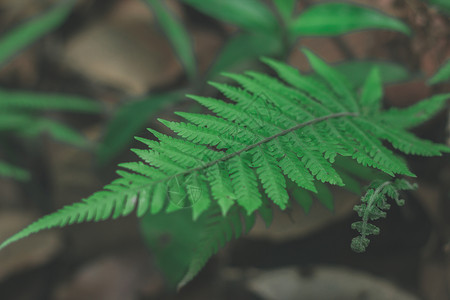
[273, 0, 296, 23]
[290, 2, 411, 36]
[291, 187, 313, 213]
[0, 114, 88, 148]
[315, 182, 334, 211]
[182, 0, 277, 32]
[19, 118, 89, 148]
[334, 156, 386, 182]
[428, 60, 450, 85]
[0, 89, 101, 113]
[0, 0, 75, 66]
[320, 61, 410, 88]
[140, 209, 205, 287]
[428, 0, 450, 13]
[0, 161, 30, 181]
[98, 92, 183, 164]
[207, 32, 281, 78]
[360, 67, 383, 113]
[144, 0, 196, 79]
[0, 89, 99, 148]
[0, 112, 32, 131]
[338, 171, 362, 195]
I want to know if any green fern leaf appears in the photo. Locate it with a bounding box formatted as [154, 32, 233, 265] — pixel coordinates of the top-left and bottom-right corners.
[1, 50, 448, 288]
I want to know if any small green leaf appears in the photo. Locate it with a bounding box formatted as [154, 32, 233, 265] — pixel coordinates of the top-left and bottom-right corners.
[136, 187, 151, 217]
[190, 173, 211, 220]
[258, 196, 273, 227]
[20, 118, 89, 148]
[0, 89, 101, 113]
[338, 171, 362, 195]
[144, 0, 196, 79]
[0, 112, 34, 131]
[351, 221, 380, 235]
[291, 188, 313, 213]
[351, 236, 370, 253]
[332, 61, 410, 88]
[0, 0, 75, 66]
[428, 0, 450, 14]
[315, 182, 334, 211]
[0, 161, 30, 181]
[207, 32, 281, 78]
[290, 2, 411, 36]
[360, 68, 383, 114]
[428, 60, 450, 85]
[229, 156, 262, 214]
[207, 163, 236, 215]
[334, 156, 386, 182]
[182, 0, 277, 32]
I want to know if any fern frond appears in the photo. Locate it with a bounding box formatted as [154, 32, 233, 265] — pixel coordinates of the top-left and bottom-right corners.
[351, 179, 417, 253]
[1, 50, 448, 287]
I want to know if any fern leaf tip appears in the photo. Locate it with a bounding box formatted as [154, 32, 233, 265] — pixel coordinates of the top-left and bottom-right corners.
[351, 236, 370, 253]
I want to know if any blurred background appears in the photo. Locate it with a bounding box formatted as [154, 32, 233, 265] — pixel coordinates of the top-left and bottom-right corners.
[0, 0, 449, 299]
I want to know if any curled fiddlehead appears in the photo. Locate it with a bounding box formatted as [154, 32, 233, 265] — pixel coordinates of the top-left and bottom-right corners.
[351, 178, 417, 253]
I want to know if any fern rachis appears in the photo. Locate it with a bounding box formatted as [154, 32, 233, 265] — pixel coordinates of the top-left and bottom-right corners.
[0, 49, 448, 287]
